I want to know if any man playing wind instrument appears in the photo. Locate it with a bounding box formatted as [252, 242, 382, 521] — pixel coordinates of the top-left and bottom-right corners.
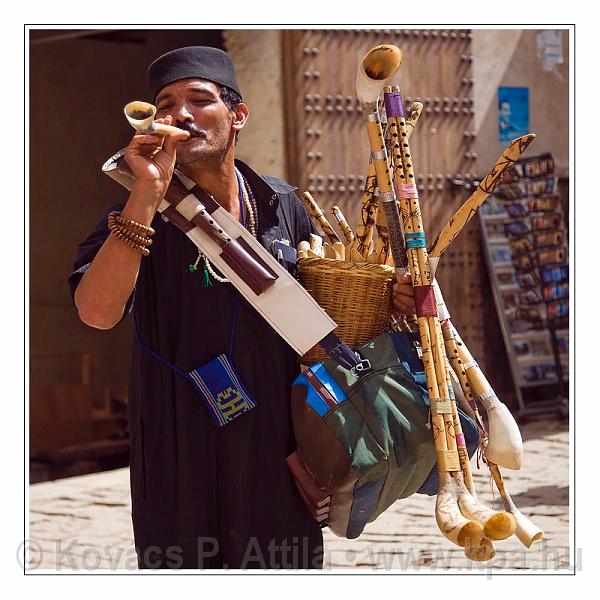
[69, 46, 414, 569]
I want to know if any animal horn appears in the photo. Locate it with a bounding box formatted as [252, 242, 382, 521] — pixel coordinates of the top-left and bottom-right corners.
[356, 44, 403, 104]
[124, 101, 185, 136]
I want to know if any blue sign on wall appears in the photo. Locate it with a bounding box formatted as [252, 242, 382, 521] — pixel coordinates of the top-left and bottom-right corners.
[498, 87, 530, 143]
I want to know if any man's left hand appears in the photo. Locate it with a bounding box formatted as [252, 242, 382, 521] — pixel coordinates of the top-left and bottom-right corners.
[392, 273, 415, 315]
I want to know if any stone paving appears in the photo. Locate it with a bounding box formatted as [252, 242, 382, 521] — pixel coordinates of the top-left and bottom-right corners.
[27, 419, 570, 572]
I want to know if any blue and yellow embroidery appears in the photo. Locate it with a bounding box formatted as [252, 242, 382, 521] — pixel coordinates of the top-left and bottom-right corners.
[189, 355, 256, 426]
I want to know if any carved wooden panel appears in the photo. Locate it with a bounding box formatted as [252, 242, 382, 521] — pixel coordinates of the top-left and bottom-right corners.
[283, 28, 498, 376]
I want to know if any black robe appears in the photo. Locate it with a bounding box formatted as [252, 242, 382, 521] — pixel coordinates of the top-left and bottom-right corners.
[68, 161, 323, 569]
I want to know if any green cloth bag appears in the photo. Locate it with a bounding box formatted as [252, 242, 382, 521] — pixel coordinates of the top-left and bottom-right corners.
[290, 331, 477, 539]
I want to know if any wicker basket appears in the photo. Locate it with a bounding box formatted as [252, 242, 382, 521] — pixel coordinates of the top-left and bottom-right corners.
[297, 257, 395, 364]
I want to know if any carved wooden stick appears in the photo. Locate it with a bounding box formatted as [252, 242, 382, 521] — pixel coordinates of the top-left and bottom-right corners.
[301, 191, 341, 245]
[428, 134, 536, 264]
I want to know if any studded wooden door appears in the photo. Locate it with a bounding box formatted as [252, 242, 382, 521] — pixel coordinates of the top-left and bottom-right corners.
[283, 28, 505, 389]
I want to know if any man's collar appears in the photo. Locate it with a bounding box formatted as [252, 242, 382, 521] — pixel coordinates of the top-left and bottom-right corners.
[234, 159, 297, 217]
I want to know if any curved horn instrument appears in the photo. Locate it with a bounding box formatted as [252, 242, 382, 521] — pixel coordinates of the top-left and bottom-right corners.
[446, 317, 543, 547]
[488, 463, 544, 548]
[350, 44, 404, 262]
[433, 281, 544, 548]
[448, 322, 524, 470]
[356, 44, 403, 104]
[124, 101, 187, 136]
[432, 281, 523, 470]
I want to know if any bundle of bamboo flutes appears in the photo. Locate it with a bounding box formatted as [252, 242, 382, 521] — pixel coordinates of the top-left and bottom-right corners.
[353, 44, 542, 560]
[296, 101, 424, 266]
[296, 42, 544, 561]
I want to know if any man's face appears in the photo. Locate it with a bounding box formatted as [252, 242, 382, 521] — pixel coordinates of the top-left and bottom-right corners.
[499, 101, 512, 122]
[154, 78, 237, 166]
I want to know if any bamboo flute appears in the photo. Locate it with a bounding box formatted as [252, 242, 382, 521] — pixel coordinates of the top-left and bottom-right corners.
[300, 191, 341, 245]
[334, 100, 424, 265]
[331, 206, 355, 244]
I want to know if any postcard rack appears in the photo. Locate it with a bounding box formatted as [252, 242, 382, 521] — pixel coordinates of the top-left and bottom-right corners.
[478, 153, 568, 418]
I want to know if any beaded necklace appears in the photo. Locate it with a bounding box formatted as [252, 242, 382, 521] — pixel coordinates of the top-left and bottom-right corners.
[188, 167, 258, 286]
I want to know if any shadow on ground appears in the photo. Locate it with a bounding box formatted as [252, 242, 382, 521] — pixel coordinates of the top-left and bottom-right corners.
[510, 485, 569, 507]
[519, 418, 568, 442]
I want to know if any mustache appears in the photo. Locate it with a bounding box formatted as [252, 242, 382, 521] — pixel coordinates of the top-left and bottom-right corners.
[175, 122, 208, 139]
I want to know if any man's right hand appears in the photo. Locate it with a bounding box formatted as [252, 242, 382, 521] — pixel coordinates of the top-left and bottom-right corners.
[124, 115, 190, 198]
[75, 118, 190, 330]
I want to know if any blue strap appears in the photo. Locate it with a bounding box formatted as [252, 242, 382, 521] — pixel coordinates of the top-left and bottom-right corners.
[135, 173, 247, 376]
[133, 317, 194, 383]
[227, 300, 239, 360]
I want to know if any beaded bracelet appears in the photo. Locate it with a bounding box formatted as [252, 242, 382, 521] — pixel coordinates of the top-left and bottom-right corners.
[108, 211, 155, 236]
[108, 211, 154, 256]
[110, 228, 151, 256]
[110, 227, 151, 256]
[113, 227, 154, 247]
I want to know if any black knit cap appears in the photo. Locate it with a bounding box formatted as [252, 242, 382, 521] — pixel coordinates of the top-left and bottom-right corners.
[148, 46, 241, 101]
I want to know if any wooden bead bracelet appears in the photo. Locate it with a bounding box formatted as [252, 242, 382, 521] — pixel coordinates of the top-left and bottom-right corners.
[110, 228, 151, 256]
[108, 211, 155, 236]
[108, 211, 154, 256]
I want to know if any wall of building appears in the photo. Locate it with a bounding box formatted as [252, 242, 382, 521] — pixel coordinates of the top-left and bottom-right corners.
[224, 29, 287, 179]
[473, 28, 570, 177]
[470, 28, 570, 405]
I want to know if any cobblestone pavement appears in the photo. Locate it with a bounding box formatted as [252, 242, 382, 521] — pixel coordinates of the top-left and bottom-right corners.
[27, 419, 569, 572]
